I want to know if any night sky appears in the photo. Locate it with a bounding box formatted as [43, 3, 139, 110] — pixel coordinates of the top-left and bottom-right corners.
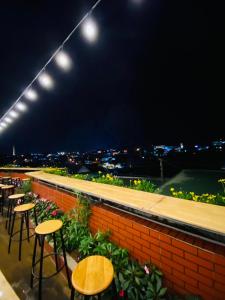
[0, 0, 224, 154]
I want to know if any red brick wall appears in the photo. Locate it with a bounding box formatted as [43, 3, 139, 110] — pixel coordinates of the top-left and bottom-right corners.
[32, 181, 77, 212]
[32, 179, 225, 300]
[0, 171, 29, 179]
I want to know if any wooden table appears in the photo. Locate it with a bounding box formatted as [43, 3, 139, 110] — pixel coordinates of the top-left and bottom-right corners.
[71, 255, 114, 296]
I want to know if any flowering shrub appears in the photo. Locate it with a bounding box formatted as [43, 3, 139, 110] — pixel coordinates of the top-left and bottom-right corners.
[130, 179, 157, 193]
[169, 179, 225, 206]
[92, 173, 124, 186]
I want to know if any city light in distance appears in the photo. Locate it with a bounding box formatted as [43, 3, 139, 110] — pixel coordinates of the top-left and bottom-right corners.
[55, 51, 72, 71]
[9, 110, 19, 118]
[4, 117, 13, 124]
[25, 88, 38, 101]
[15, 102, 27, 112]
[81, 17, 98, 43]
[38, 72, 54, 90]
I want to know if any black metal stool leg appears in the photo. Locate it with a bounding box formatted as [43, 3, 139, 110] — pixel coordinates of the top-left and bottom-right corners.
[7, 200, 13, 234]
[38, 234, 45, 300]
[53, 232, 59, 272]
[30, 234, 38, 288]
[8, 212, 16, 254]
[5, 198, 11, 229]
[60, 229, 71, 288]
[19, 213, 24, 261]
[25, 212, 30, 242]
[70, 287, 75, 300]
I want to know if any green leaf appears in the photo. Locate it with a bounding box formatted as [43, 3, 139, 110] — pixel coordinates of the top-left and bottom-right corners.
[158, 287, 167, 297]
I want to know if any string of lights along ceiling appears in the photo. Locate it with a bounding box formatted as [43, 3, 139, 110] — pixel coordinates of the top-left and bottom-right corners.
[0, 0, 106, 134]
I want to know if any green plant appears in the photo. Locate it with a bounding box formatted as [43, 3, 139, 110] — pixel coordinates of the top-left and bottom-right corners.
[169, 187, 225, 206]
[115, 260, 146, 299]
[69, 194, 91, 226]
[44, 168, 68, 176]
[130, 179, 157, 193]
[92, 173, 124, 186]
[144, 264, 167, 300]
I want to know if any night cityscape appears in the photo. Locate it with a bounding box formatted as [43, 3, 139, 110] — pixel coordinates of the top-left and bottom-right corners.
[0, 1, 225, 300]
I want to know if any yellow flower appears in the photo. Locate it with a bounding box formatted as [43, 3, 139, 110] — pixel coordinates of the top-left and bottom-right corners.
[170, 187, 175, 192]
[134, 180, 138, 185]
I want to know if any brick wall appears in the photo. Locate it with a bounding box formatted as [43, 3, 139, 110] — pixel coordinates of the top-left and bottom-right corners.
[31, 179, 225, 300]
[0, 172, 29, 179]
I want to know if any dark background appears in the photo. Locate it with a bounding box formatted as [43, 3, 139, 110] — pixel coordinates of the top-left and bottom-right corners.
[0, 0, 224, 154]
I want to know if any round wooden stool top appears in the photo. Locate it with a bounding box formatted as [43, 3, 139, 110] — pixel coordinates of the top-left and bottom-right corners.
[9, 193, 25, 200]
[71, 255, 114, 296]
[35, 219, 63, 235]
[22, 178, 30, 182]
[1, 185, 14, 190]
[14, 203, 35, 213]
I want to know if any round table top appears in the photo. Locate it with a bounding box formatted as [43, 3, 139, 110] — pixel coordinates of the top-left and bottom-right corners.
[11, 177, 20, 180]
[9, 193, 25, 200]
[0, 184, 6, 187]
[22, 178, 30, 181]
[1, 185, 14, 190]
[71, 255, 114, 296]
[35, 219, 63, 235]
[14, 203, 35, 212]
[1, 177, 11, 179]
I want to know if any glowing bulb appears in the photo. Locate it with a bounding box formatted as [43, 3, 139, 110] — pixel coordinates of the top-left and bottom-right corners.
[16, 102, 27, 112]
[55, 51, 72, 71]
[9, 110, 19, 118]
[5, 117, 13, 124]
[38, 72, 54, 89]
[82, 17, 98, 42]
[0, 122, 7, 128]
[25, 88, 38, 101]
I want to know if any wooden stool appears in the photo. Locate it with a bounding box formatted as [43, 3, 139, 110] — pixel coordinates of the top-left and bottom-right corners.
[1, 185, 15, 200]
[8, 203, 37, 261]
[70, 255, 114, 299]
[1, 177, 11, 185]
[30, 219, 71, 300]
[0, 185, 15, 215]
[6, 194, 25, 234]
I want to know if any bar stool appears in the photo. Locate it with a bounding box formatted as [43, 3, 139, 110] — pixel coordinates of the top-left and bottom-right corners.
[0, 185, 15, 216]
[6, 193, 25, 234]
[2, 177, 11, 185]
[1, 185, 15, 200]
[30, 219, 71, 300]
[70, 255, 114, 300]
[8, 203, 37, 261]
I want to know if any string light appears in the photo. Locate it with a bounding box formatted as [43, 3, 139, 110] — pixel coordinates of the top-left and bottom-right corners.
[5, 117, 13, 124]
[25, 88, 38, 101]
[38, 72, 54, 90]
[15, 102, 27, 112]
[0, 0, 103, 134]
[9, 110, 19, 118]
[55, 51, 72, 71]
[81, 17, 98, 42]
[0, 122, 7, 128]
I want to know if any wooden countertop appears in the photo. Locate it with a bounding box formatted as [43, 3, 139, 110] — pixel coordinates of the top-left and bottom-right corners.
[26, 171, 225, 236]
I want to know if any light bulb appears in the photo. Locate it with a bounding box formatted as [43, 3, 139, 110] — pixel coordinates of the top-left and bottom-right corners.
[38, 72, 54, 89]
[55, 51, 72, 71]
[81, 17, 98, 43]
